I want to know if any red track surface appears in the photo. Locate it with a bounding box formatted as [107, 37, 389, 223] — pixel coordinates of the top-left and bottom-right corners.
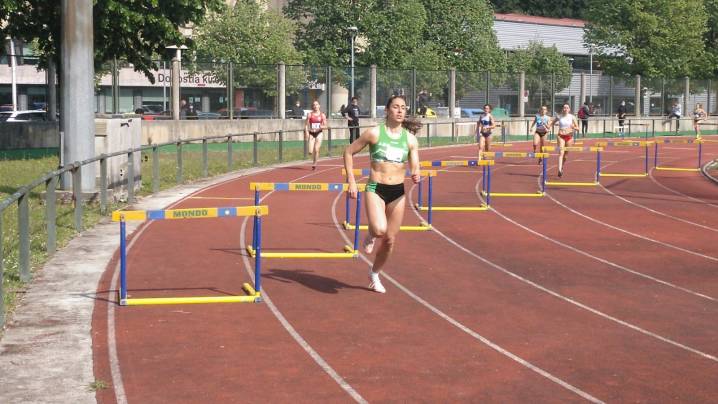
[92, 136, 718, 403]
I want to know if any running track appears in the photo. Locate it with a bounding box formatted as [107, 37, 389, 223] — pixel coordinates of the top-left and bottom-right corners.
[92, 136, 718, 403]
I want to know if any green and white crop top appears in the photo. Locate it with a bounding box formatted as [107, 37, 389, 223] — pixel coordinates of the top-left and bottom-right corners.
[370, 123, 409, 163]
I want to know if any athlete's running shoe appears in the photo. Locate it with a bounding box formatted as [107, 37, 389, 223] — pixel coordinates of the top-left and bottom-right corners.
[369, 274, 386, 293]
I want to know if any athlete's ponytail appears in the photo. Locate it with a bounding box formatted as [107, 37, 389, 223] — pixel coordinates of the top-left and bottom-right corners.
[385, 95, 423, 134]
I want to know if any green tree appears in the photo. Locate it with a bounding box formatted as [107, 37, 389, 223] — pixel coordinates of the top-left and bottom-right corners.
[583, 0, 708, 79]
[285, 0, 503, 71]
[506, 41, 572, 109]
[193, 1, 305, 97]
[703, 0, 718, 77]
[0, 0, 222, 82]
[421, 0, 505, 73]
[488, 0, 589, 19]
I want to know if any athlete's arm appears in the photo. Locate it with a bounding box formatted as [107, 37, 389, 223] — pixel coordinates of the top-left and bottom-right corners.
[321, 113, 328, 130]
[407, 133, 420, 184]
[344, 127, 378, 198]
[304, 115, 310, 139]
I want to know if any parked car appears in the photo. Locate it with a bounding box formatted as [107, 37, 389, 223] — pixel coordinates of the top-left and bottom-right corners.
[218, 107, 274, 119]
[0, 110, 48, 122]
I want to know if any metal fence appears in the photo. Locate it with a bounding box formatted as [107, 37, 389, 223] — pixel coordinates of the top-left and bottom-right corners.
[2, 111, 717, 328]
[1, 59, 717, 120]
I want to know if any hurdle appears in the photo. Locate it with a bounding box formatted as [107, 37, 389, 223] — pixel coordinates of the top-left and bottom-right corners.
[594, 140, 653, 178]
[341, 168, 436, 230]
[479, 151, 549, 197]
[654, 137, 704, 172]
[543, 146, 603, 187]
[415, 159, 495, 211]
[112, 206, 268, 306]
[246, 182, 365, 258]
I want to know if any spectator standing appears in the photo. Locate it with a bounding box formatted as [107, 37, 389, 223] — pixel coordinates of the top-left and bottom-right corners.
[668, 101, 682, 133]
[345, 96, 361, 143]
[578, 102, 590, 137]
[180, 99, 188, 119]
[617, 100, 627, 136]
[417, 89, 428, 117]
[292, 100, 304, 119]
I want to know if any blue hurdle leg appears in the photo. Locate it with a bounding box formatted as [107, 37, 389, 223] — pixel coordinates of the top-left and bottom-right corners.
[427, 176, 433, 225]
[542, 156, 547, 192]
[596, 150, 601, 181]
[417, 178, 423, 209]
[253, 188, 260, 249]
[654, 142, 659, 168]
[645, 144, 649, 174]
[486, 164, 492, 206]
[120, 218, 127, 303]
[353, 192, 362, 252]
[481, 166, 486, 192]
[698, 142, 703, 168]
[345, 191, 350, 225]
[254, 214, 262, 295]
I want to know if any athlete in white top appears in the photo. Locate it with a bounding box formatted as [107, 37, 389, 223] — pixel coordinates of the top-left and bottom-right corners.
[555, 104, 578, 177]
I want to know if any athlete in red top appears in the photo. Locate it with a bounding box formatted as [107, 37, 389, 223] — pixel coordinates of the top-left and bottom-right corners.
[304, 100, 327, 170]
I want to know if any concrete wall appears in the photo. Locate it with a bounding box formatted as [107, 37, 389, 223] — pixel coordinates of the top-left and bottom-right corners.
[93, 118, 142, 198]
[0, 122, 60, 149]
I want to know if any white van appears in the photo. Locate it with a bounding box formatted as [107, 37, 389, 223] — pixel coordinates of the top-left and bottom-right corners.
[0, 110, 48, 122]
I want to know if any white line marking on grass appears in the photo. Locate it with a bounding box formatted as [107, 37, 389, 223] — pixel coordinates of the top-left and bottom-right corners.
[329, 193, 605, 403]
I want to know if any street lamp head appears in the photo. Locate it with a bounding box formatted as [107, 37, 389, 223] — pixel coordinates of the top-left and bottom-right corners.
[347, 26, 358, 36]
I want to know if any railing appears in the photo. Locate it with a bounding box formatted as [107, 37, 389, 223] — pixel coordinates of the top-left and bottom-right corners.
[0, 117, 715, 329]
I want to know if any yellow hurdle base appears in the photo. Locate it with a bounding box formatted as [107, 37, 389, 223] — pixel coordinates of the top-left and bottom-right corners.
[545, 181, 599, 187]
[481, 191, 544, 197]
[120, 283, 261, 306]
[600, 173, 648, 177]
[655, 167, 700, 172]
[417, 205, 490, 211]
[246, 245, 357, 259]
[343, 222, 431, 231]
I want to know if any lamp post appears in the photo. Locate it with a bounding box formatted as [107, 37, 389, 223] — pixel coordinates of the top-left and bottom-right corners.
[589, 47, 593, 104]
[348, 26, 358, 99]
[166, 45, 188, 120]
[6, 37, 17, 111]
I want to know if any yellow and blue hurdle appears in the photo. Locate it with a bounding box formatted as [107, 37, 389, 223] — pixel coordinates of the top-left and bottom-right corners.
[542, 146, 604, 187]
[416, 159, 495, 211]
[654, 138, 704, 172]
[479, 152, 549, 197]
[248, 182, 366, 258]
[341, 169, 436, 230]
[112, 206, 269, 306]
[594, 140, 653, 178]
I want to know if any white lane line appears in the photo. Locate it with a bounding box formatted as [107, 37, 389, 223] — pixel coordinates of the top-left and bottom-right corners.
[409, 184, 718, 363]
[329, 193, 605, 403]
[545, 160, 718, 262]
[108, 165, 366, 404]
[649, 167, 718, 209]
[478, 167, 715, 301]
[599, 180, 718, 232]
[483, 158, 716, 301]
[241, 167, 367, 403]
